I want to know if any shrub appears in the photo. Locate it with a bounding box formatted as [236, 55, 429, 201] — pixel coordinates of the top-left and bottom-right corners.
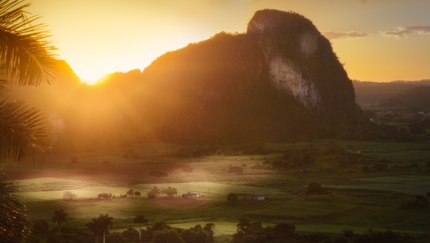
[63, 191, 77, 201]
[127, 189, 135, 197]
[227, 193, 238, 204]
[306, 183, 328, 195]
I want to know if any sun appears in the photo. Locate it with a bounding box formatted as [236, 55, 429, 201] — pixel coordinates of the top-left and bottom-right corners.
[78, 73, 103, 85]
[75, 69, 109, 85]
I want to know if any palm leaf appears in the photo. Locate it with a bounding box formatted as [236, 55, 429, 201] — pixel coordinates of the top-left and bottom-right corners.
[0, 0, 57, 85]
[0, 98, 50, 162]
[0, 173, 31, 243]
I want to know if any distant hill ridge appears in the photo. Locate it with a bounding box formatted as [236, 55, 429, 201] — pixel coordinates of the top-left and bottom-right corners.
[353, 79, 430, 105]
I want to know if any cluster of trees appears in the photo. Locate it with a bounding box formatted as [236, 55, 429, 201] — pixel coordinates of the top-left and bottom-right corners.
[358, 83, 430, 138]
[63, 186, 183, 203]
[29, 213, 215, 243]
[232, 218, 296, 243]
[272, 148, 316, 169]
[231, 218, 423, 243]
[100, 188, 146, 200]
[126, 188, 142, 197]
[270, 143, 377, 169]
[147, 186, 178, 199]
[30, 212, 427, 243]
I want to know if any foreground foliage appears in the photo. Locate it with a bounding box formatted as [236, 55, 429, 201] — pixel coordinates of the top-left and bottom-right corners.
[0, 174, 30, 243]
[0, 0, 56, 242]
[24, 219, 428, 243]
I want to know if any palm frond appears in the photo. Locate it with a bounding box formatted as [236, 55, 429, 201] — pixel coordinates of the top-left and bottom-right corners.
[0, 173, 30, 243]
[0, 0, 57, 85]
[0, 98, 50, 162]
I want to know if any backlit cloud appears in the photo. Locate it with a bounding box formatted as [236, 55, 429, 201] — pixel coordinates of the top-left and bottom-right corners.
[358, 0, 396, 4]
[323, 31, 370, 40]
[382, 26, 430, 38]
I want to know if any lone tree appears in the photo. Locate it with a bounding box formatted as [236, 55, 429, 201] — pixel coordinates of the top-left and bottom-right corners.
[63, 191, 77, 201]
[52, 209, 68, 234]
[126, 189, 134, 197]
[162, 186, 178, 198]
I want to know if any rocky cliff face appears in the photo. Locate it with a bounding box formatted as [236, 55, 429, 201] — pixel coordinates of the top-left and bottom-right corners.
[269, 56, 321, 108]
[247, 10, 355, 112]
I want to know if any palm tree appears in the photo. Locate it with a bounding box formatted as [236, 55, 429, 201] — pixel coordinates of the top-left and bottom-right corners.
[88, 214, 113, 243]
[0, 1, 56, 242]
[87, 217, 101, 243]
[52, 209, 68, 234]
[133, 214, 148, 241]
[236, 218, 251, 234]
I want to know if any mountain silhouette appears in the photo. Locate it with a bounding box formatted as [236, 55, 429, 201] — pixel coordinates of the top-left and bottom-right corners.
[136, 9, 363, 143]
[9, 10, 368, 151]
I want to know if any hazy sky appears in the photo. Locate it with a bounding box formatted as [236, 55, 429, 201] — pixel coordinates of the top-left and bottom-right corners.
[29, 0, 430, 84]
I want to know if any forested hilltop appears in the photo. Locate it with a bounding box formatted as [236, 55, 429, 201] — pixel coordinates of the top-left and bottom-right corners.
[10, 10, 378, 152]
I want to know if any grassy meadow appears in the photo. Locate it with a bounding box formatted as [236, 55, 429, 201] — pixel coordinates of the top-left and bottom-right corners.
[3, 139, 430, 241]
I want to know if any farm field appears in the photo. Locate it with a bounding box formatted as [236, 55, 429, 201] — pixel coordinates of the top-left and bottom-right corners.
[3, 139, 430, 242]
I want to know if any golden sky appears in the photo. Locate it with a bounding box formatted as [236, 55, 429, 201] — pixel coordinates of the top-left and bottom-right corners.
[29, 0, 430, 84]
